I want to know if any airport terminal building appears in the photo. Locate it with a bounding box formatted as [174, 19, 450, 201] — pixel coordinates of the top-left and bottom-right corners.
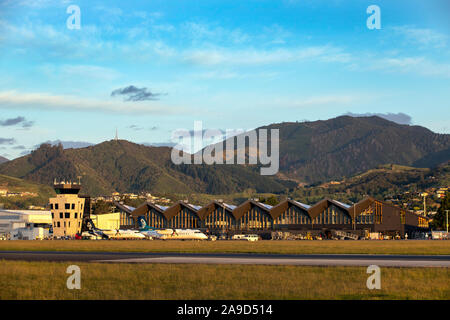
[129, 197, 430, 239]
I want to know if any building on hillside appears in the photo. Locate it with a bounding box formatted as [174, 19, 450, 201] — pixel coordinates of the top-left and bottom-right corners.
[49, 181, 90, 238]
[130, 197, 430, 239]
[436, 188, 448, 198]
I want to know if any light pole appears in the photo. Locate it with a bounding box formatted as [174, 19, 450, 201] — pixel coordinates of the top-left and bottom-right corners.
[421, 192, 428, 217]
[446, 210, 449, 233]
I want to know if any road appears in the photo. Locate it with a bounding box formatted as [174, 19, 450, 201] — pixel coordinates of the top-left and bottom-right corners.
[1, 251, 450, 267]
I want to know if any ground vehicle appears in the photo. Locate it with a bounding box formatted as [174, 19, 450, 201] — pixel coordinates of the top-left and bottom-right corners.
[232, 234, 259, 241]
[243, 234, 259, 241]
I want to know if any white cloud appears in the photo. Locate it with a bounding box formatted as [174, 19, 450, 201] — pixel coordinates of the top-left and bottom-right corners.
[182, 22, 250, 44]
[181, 46, 350, 66]
[38, 64, 121, 81]
[270, 94, 363, 109]
[60, 64, 121, 80]
[392, 26, 448, 48]
[371, 56, 450, 78]
[262, 24, 293, 45]
[0, 90, 182, 114]
[0, 0, 69, 8]
[192, 70, 279, 80]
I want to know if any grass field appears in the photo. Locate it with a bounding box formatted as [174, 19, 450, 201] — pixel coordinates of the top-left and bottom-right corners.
[0, 260, 448, 299]
[0, 240, 449, 255]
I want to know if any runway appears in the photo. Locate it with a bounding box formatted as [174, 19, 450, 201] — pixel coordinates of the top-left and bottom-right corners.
[1, 251, 450, 267]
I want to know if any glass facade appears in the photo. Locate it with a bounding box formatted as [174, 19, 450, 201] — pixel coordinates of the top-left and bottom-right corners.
[167, 207, 200, 229]
[312, 204, 351, 224]
[203, 207, 236, 230]
[130, 199, 425, 232]
[144, 209, 166, 228]
[273, 206, 311, 225]
[238, 206, 272, 230]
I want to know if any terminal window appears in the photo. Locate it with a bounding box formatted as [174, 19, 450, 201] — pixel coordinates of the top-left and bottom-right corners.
[65, 212, 70, 218]
[65, 203, 70, 209]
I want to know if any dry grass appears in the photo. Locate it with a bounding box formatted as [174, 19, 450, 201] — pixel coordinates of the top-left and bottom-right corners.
[0, 260, 448, 300]
[0, 240, 449, 255]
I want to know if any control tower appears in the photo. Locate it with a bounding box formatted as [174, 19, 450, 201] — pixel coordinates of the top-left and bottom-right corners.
[49, 180, 86, 238]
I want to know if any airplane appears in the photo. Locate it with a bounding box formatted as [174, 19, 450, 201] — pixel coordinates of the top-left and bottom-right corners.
[137, 216, 208, 240]
[82, 218, 146, 240]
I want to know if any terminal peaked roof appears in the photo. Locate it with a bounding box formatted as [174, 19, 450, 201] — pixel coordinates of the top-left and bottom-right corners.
[114, 201, 135, 214]
[128, 196, 429, 222]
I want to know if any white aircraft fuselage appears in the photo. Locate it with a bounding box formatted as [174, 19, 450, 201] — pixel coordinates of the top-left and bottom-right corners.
[102, 229, 146, 239]
[142, 228, 208, 240]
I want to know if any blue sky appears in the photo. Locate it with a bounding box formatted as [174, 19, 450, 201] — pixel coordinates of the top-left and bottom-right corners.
[0, 0, 449, 159]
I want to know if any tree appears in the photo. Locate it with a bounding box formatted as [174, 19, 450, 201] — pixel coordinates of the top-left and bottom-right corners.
[92, 200, 112, 215]
[260, 195, 279, 206]
[431, 192, 450, 230]
[122, 196, 145, 208]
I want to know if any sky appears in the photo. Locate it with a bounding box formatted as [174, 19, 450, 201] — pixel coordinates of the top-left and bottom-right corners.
[0, 0, 449, 159]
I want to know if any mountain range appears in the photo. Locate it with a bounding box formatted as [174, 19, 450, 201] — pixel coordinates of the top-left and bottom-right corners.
[0, 116, 448, 196]
[0, 156, 8, 164]
[0, 139, 294, 196]
[260, 116, 449, 183]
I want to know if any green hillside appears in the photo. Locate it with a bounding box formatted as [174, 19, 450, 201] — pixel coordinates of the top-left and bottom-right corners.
[0, 140, 294, 196]
[289, 162, 450, 204]
[0, 116, 448, 197]
[212, 116, 449, 184]
[0, 174, 56, 209]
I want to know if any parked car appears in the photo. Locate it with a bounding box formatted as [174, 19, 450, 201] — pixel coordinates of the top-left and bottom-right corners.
[232, 234, 259, 241]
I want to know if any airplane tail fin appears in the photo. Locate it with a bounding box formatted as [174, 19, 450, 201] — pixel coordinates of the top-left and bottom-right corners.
[82, 218, 97, 232]
[137, 216, 150, 230]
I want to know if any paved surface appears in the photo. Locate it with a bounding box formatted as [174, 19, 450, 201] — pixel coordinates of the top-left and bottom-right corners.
[1, 251, 450, 267]
[95, 256, 450, 267]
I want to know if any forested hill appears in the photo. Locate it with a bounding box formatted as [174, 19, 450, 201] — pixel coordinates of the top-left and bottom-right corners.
[0, 140, 294, 196]
[0, 116, 448, 196]
[218, 115, 449, 184]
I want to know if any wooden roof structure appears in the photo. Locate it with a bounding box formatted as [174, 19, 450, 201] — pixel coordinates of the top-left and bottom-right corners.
[128, 196, 429, 222]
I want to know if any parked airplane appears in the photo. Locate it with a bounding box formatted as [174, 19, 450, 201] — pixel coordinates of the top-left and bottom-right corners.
[83, 218, 146, 240]
[137, 216, 208, 240]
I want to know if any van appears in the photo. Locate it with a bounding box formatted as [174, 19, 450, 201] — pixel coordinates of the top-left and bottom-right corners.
[243, 234, 259, 242]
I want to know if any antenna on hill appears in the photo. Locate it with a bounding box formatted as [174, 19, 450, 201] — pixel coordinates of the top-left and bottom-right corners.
[115, 127, 118, 141]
